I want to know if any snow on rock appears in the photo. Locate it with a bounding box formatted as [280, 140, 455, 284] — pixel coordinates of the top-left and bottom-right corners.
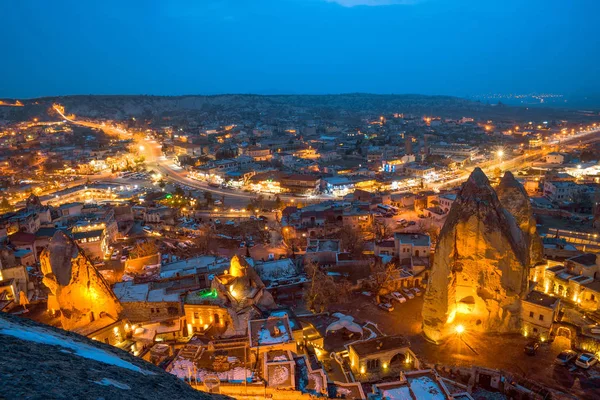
[94, 378, 131, 390]
[0, 318, 154, 375]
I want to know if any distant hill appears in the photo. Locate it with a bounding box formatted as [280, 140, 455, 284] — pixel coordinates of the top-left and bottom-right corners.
[0, 312, 223, 400]
[1, 93, 597, 122]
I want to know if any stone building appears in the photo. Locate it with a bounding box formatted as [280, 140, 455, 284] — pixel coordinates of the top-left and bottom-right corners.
[521, 290, 560, 341]
[347, 335, 419, 381]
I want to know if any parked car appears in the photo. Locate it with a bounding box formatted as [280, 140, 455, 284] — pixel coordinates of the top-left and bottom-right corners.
[225, 220, 235, 226]
[111, 253, 118, 260]
[575, 353, 598, 369]
[412, 288, 422, 296]
[524, 341, 539, 356]
[378, 302, 394, 312]
[361, 291, 373, 297]
[402, 289, 415, 299]
[555, 350, 577, 365]
[391, 291, 407, 303]
[239, 241, 246, 248]
[214, 219, 221, 225]
[120, 255, 127, 262]
[408, 221, 416, 226]
[398, 219, 407, 225]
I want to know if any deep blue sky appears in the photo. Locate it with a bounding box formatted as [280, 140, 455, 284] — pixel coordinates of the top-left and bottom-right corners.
[1, 0, 599, 98]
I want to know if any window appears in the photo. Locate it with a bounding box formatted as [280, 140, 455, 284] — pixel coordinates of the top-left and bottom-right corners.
[529, 311, 534, 318]
[366, 359, 380, 371]
[533, 328, 538, 333]
[539, 315, 544, 321]
[193, 312, 199, 319]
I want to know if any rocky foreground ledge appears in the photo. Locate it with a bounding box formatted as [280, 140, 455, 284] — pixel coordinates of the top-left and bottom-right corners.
[0, 312, 226, 400]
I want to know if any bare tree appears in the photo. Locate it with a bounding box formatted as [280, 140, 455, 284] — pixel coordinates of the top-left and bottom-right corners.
[130, 240, 158, 259]
[303, 262, 350, 312]
[371, 218, 393, 241]
[338, 225, 365, 257]
[369, 259, 398, 303]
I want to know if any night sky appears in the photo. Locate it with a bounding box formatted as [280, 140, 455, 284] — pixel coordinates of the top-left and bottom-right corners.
[1, 0, 599, 98]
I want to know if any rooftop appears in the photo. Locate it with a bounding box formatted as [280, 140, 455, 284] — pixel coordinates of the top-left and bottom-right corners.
[394, 233, 430, 247]
[524, 290, 560, 309]
[348, 335, 410, 357]
[248, 316, 293, 348]
[568, 253, 597, 267]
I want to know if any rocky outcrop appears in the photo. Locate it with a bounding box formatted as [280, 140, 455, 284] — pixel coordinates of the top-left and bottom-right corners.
[496, 171, 544, 267]
[40, 231, 122, 330]
[422, 168, 532, 343]
[0, 312, 223, 400]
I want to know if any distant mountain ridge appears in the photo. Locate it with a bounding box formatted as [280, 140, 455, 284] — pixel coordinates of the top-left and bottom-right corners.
[1, 93, 596, 122]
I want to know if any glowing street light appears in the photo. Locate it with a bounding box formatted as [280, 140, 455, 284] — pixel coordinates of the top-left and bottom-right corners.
[455, 325, 465, 335]
[496, 149, 504, 158]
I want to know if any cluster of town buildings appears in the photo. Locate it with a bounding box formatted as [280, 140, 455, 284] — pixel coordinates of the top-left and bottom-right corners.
[2, 104, 600, 398]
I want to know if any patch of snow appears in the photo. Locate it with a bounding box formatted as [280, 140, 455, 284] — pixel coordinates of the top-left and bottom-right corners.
[258, 322, 290, 345]
[270, 311, 296, 329]
[308, 371, 324, 394]
[408, 376, 445, 400]
[326, 313, 363, 336]
[381, 386, 412, 400]
[0, 318, 154, 375]
[168, 358, 252, 382]
[272, 355, 288, 361]
[94, 378, 131, 390]
[269, 365, 290, 386]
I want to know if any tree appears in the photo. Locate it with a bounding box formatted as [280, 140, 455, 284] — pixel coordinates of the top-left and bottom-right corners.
[338, 225, 365, 257]
[369, 259, 398, 303]
[303, 262, 349, 313]
[0, 197, 10, 211]
[274, 194, 283, 210]
[173, 185, 185, 198]
[130, 241, 158, 259]
[158, 180, 166, 189]
[204, 191, 213, 206]
[371, 219, 393, 241]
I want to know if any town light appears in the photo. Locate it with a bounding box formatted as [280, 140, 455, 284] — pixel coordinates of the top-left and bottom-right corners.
[496, 149, 504, 158]
[455, 325, 465, 334]
[139, 145, 145, 151]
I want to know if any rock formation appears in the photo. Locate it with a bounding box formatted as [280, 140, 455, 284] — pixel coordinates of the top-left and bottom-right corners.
[422, 168, 534, 343]
[41, 231, 122, 330]
[496, 171, 544, 267]
[0, 312, 218, 400]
